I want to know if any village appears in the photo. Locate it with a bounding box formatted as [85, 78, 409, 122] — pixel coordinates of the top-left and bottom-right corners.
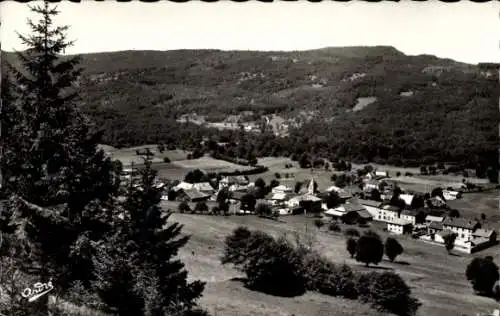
[121, 160, 498, 255]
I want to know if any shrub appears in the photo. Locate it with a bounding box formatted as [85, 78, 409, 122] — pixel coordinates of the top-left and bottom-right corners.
[194, 202, 209, 214]
[358, 272, 421, 316]
[211, 206, 220, 215]
[314, 219, 325, 230]
[328, 222, 341, 232]
[385, 237, 404, 262]
[275, 172, 281, 179]
[178, 202, 190, 213]
[221, 227, 420, 315]
[221, 228, 307, 297]
[163, 156, 171, 163]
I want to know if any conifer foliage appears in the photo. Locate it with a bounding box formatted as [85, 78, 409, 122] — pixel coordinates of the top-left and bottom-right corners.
[0, 1, 120, 312]
[92, 158, 205, 315]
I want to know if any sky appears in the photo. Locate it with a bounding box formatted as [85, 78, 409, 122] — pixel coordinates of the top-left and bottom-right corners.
[1, 1, 499, 65]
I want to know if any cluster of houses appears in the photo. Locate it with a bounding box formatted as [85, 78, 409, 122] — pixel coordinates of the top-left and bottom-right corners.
[122, 166, 497, 254]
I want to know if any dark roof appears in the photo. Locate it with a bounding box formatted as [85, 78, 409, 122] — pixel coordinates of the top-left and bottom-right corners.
[442, 217, 480, 230]
[357, 199, 382, 208]
[472, 229, 496, 238]
[344, 203, 366, 212]
[429, 222, 444, 230]
[401, 209, 419, 216]
[356, 209, 373, 219]
[438, 229, 456, 238]
[181, 189, 210, 200]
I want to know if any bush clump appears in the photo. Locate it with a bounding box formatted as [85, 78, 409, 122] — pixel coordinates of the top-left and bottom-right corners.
[221, 227, 421, 316]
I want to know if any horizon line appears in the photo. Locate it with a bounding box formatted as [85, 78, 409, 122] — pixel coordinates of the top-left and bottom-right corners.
[2, 45, 490, 65]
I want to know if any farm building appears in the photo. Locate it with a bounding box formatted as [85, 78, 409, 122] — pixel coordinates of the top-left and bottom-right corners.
[265, 192, 297, 206]
[400, 209, 425, 225]
[442, 217, 481, 241]
[472, 229, 497, 244]
[325, 186, 353, 201]
[428, 221, 444, 234]
[324, 203, 372, 224]
[387, 219, 413, 235]
[272, 184, 293, 194]
[357, 199, 383, 218]
[220, 175, 250, 187]
[176, 188, 211, 203]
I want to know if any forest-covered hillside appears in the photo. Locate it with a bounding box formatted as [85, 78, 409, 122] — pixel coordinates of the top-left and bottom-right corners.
[3, 46, 498, 171]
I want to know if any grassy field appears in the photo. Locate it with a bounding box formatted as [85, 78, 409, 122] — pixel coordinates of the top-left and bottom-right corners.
[170, 213, 500, 316]
[172, 156, 256, 173]
[99, 144, 190, 166]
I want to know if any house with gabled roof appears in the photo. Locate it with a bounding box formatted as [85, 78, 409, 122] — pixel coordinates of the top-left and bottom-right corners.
[442, 217, 481, 241]
[387, 218, 413, 235]
[357, 199, 383, 218]
[177, 188, 211, 203]
[377, 204, 401, 223]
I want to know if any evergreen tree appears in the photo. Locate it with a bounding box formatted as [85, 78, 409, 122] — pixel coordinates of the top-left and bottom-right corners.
[93, 158, 205, 315]
[0, 2, 120, 312]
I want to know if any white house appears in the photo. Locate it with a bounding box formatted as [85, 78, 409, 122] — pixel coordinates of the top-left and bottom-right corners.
[400, 209, 421, 225]
[442, 217, 481, 241]
[387, 219, 413, 235]
[378, 204, 401, 223]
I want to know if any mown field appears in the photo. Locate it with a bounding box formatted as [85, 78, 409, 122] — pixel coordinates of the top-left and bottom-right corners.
[170, 213, 500, 316]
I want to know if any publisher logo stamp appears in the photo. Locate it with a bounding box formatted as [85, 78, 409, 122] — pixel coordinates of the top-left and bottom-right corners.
[21, 280, 54, 302]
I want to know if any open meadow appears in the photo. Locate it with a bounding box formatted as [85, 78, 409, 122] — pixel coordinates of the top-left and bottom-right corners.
[170, 213, 500, 316]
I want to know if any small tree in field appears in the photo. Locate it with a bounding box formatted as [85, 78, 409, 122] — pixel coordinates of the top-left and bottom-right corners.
[346, 238, 357, 258]
[314, 219, 325, 230]
[385, 237, 404, 262]
[355, 231, 384, 267]
[443, 232, 457, 254]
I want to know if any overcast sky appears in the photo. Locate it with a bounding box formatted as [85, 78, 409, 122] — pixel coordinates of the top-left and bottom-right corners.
[1, 1, 499, 64]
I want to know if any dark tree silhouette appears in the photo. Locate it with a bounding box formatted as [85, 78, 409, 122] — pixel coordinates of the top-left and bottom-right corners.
[355, 231, 384, 267]
[466, 256, 500, 296]
[346, 238, 357, 258]
[385, 238, 404, 262]
[443, 233, 457, 254]
[0, 3, 121, 314]
[93, 159, 205, 315]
